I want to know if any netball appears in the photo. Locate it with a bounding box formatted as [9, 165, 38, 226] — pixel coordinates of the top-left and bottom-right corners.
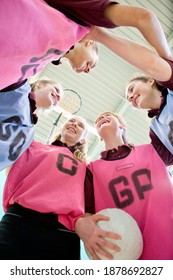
[86, 208, 143, 260]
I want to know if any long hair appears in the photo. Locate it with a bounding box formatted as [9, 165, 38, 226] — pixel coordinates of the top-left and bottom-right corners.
[30, 79, 63, 92]
[52, 132, 88, 163]
[51, 117, 88, 163]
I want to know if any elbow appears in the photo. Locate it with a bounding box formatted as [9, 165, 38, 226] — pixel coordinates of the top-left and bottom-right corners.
[136, 8, 157, 29]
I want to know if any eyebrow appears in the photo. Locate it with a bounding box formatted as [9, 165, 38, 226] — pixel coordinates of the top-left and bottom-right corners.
[54, 86, 60, 94]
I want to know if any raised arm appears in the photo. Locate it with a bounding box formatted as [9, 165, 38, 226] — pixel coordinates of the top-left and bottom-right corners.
[104, 3, 172, 60]
[87, 26, 172, 82]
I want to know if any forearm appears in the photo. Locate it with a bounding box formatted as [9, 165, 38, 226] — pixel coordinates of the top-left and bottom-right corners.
[104, 4, 172, 60]
[133, 9, 172, 60]
[94, 28, 172, 82]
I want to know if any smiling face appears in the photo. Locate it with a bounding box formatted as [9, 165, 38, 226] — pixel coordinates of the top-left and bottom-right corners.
[61, 116, 88, 146]
[125, 78, 156, 110]
[95, 112, 126, 140]
[67, 40, 99, 73]
[34, 82, 64, 109]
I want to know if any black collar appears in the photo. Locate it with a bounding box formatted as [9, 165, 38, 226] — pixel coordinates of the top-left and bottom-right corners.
[147, 88, 168, 118]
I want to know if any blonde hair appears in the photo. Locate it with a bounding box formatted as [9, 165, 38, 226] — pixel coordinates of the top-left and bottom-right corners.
[90, 41, 99, 57]
[52, 133, 87, 163]
[51, 117, 88, 163]
[30, 79, 63, 92]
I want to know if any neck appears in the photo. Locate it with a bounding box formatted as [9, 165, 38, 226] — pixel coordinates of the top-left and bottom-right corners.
[60, 137, 75, 147]
[150, 88, 162, 109]
[63, 47, 75, 61]
[104, 135, 124, 151]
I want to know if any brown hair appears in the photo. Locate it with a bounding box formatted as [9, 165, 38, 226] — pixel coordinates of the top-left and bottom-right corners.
[127, 74, 163, 91]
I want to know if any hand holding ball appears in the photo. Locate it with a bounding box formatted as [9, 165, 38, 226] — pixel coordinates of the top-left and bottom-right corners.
[85, 208, 143, 260]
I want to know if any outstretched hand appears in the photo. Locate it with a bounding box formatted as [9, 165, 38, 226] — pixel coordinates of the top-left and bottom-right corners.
[75, 213, 121, 260]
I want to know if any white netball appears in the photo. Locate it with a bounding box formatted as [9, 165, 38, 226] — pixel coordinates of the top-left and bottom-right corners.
[85, 208, 143, 260]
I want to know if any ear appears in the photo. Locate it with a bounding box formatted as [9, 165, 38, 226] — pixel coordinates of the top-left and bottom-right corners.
[85, 40, 95, 47]
[149, 78, 155, 87]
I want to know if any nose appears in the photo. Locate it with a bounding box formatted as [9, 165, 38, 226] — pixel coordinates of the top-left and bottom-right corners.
[127, 92, 134, 102]
[84, 64, 91, 73]
[71, 121, 77, 127]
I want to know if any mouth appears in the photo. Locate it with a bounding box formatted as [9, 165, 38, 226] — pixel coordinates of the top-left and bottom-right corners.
[74, 64, 86, 73]
[74, 68, 84, 73]
[98, 120, 109, 128]
[67, 127, 76, 133]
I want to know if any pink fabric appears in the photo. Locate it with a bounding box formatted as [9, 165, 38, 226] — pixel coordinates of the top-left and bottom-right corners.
[0, 0, 90, 89]
[3, 141, 86, 231]
[88, 144, 173, 259]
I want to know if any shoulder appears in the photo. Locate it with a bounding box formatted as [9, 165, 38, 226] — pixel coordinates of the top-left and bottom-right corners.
[157, 60, 173, 90]
[0, 79, 28, 92]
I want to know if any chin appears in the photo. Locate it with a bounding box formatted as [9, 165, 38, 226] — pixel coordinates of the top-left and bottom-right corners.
[44, 104, 53, 110]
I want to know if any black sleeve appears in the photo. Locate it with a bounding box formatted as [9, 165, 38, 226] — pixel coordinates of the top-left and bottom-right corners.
[150, 128, 173, 166]
[84, 167, 95, 214]
[157, 60, 173, 90]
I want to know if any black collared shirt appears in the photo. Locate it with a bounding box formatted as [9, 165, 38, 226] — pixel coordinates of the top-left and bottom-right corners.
[147, 88, 168, 118]
[100, 144, 132, 160]
[51, 139, 75, 153]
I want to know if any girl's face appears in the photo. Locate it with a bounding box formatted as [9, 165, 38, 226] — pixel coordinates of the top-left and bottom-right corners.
[61, 116, 87, 146]
[35, 83, 63, 109]
[95, 113, 123, 138]
[69, 41, 98, 74]
[125, 79, 154, 110]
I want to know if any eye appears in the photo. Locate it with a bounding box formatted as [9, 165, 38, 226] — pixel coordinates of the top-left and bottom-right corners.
[126, 86, 134, 101]
[78, 123, 85, 129]
[131, 86, 134, 92]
